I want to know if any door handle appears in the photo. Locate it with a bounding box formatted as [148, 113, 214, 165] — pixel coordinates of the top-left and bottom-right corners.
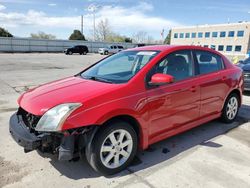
[189, 86, 197, 92]
[222, 76, 227, 81]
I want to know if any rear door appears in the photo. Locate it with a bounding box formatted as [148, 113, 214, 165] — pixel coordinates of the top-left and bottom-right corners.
[146, 50, 200, 138]
[193, 50, 227, 117]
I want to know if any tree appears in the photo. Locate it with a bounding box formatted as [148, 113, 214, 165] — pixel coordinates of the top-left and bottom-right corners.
[69, 30, 86, 40]
[124, 37, 132, 43]
[30, 31, 56, 39]
[0, 27, 13, 37]
[164, 30, 171, 44]
[132, 31, 147, 43]
[96, 19, 111, 41]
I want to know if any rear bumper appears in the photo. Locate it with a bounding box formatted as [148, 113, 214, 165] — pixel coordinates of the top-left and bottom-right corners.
[9, 113, 41, 151]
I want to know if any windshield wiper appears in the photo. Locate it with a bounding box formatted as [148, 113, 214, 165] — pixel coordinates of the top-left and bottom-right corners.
[83, 76, 114, 83]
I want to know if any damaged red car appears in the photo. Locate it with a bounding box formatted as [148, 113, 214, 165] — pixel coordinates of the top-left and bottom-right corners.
[9, 45, 243, 175]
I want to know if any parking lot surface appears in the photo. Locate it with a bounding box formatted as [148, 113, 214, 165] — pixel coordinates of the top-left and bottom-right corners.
[0, 53, 250, 188]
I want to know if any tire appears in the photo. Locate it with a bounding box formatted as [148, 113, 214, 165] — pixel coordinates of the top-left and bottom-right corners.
[104, 51, 108, 55]
[220, 93, 240, 123]
[83, 51, 87, 55]
[85, 121, 138, 175]
[68, 51, 73, 55]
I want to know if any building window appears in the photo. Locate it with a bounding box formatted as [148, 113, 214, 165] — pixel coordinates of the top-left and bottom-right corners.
[235, 46, 242, 52]
[185, 33, 190, 38]
[180, 33, 184, 38]
[198, 32, 203, 38]
[210, 45, 216, 50]
[212, 32, 218, 37]
[205, 32, 210, 38]
[174, 33, 178, 38]
[220, 31, 226, 37]
[226, 45, 233, 51]
[204, 45, 209, 48]
[237, 30, 244, 37]
[228, 31, 234, 37]
[218, 45, 224, 51]
[191, 33, 196, 38]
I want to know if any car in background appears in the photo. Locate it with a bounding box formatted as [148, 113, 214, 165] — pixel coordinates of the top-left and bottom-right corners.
[237, 57, 250, 68]
[64, 45, 89, 55]
[98, 45, 124, 55]
[9, 45, 243, 175]
[236, 57, 250, 91]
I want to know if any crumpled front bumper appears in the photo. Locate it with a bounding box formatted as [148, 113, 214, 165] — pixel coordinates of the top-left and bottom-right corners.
[9, 113, 42, 152]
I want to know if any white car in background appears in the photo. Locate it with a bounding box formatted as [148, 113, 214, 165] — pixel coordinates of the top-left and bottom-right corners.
[98, 45, 124, 55]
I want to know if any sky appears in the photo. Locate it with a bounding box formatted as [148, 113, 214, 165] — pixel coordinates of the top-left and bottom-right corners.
[0, 0, 249, 40]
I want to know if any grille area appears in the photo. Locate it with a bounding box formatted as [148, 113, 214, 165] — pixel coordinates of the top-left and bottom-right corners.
[17, 108, 41, 130]
[243, 71, 250, 81]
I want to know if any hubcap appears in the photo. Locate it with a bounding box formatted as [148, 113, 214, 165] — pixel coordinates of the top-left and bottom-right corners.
[226, 96, 238, 120]
[100, 129, 133, 169]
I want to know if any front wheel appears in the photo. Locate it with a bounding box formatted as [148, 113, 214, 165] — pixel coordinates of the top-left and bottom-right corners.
[220, 93, 240, 123]
[85, 121, 138, 175]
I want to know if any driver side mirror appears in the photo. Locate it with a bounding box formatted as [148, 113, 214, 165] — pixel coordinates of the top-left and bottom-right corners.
[149, 73, 174, 86]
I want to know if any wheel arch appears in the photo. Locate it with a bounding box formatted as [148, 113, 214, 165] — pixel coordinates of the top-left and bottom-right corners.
[98, 114, 146, 150]
[228, 88, 242, 105]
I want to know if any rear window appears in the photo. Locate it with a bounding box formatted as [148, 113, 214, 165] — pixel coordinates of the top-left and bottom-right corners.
[194, 50, 224, 74]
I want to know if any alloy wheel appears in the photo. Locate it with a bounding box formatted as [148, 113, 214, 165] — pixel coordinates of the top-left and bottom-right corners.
[100, 129, 133, 169]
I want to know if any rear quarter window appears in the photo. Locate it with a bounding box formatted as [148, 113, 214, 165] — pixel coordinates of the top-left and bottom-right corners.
[194, 50, 224, 75]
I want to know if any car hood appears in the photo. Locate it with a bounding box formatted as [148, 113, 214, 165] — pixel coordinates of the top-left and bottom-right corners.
[18, 76, 121, 115]
[242, 64, 250, 71]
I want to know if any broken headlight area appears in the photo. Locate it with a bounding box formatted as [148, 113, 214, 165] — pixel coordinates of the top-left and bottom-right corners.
[10, 108, 97, 161]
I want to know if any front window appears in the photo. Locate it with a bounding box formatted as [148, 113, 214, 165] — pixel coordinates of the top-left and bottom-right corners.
[148, 50, 194, 82]
[81, 51, 159, 83]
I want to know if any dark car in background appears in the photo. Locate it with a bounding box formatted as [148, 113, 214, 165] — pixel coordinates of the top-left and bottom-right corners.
[237, 57, 250, 91]
[242, 64, 250, 91]
[64, 45, 89, 55]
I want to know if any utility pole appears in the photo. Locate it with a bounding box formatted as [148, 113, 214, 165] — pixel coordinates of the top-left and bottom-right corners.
[88, 4, 99, 41]
[81, 15, 83, 35]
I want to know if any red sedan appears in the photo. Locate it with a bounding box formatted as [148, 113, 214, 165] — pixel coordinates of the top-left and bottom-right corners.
[9, 45, 243, 175]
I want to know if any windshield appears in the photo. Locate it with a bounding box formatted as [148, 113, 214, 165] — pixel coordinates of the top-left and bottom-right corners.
[81, 50, 159, 83]
[243, 57, 250, 64]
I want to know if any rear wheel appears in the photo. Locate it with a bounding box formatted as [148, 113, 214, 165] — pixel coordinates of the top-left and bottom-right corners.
[83, 51, 87, 55]
[220, 93, 239, 123]
[85, 121, 138, 175]
[68, 51, 73, 55]
[104, 51, 108, 55]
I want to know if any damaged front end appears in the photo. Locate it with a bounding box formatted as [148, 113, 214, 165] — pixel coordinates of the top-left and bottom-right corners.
[9, 107, 97, 161]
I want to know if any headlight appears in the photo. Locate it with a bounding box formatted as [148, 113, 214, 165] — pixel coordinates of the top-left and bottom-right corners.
[35, 103, 82, 132]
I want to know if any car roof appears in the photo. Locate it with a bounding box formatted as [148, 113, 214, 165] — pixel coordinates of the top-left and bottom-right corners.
[126, 45, 222, 55]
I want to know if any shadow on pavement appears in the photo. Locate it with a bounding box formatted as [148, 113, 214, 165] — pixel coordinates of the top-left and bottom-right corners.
[39, 104, 249, 180]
